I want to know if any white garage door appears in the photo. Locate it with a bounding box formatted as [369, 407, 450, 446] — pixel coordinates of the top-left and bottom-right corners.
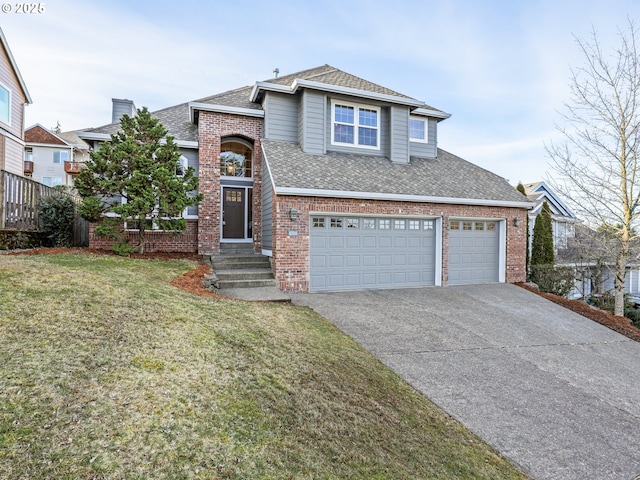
[448, 219, 500, 285]
[310, 216, 437, 292]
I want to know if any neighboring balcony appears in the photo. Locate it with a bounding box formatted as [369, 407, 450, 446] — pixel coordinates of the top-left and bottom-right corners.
[23, 160, 34, 175]
[64, 161, 86, 174]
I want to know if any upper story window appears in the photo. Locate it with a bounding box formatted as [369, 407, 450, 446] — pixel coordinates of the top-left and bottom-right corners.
[409, 117, 428, 143]
[53, 150, 69, 164]
[331, 100, 380, 150]
[220, 139, 253, 177]
[0, 84, 10, 125]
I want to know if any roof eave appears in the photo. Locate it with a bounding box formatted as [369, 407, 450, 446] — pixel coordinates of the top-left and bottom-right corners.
[273, 186, 535, 209]
[250, 78, 439, 110]
[188, 102, 264, 123]
[0, 28, 32, 104]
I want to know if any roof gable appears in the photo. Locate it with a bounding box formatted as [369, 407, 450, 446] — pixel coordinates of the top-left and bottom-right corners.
[523, 181, 576, 218]
[25, 124, 68, 145]
[0, 27, 32, 104]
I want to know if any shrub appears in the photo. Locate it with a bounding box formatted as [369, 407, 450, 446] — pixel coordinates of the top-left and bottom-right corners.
[37, 193, 76, 247]
[530, 265, 575, 297]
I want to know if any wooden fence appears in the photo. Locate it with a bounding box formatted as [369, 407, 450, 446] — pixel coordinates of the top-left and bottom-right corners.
[1, 170, 89, 246]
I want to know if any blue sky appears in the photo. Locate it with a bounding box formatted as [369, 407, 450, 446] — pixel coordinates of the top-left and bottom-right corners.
[3, 0, 640, 184]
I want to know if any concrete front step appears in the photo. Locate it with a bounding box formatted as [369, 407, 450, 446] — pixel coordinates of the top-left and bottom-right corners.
[212, 255, 271, 268]
[216, 278, 277, 289]
[216, 269, 275, 281]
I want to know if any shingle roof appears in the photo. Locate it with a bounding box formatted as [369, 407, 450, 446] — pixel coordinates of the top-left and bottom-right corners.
[84, 65, 445, 141]
[262, 139, 530, 204]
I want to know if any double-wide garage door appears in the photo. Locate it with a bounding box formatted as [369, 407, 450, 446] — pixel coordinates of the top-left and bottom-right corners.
[310, 215, 437, 292]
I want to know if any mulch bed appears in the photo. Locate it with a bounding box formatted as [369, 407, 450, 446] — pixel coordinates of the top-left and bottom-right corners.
[516, 283, 640, 343]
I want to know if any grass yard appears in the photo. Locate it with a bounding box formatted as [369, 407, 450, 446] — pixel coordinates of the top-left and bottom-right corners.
[0, 252, 529, 479]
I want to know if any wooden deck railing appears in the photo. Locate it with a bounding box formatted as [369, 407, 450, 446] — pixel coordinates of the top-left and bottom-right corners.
[1, 170, 80, 230]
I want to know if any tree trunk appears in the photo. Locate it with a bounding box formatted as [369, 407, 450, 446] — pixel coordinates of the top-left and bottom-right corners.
[137, 227, 145, 254]
[614, 249, 627, 317]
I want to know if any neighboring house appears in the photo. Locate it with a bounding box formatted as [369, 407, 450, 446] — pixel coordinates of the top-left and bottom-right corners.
[78, 65, 532, 292]
[523, 182, 640, 301]
[0, 27, 32, 176]
[521, 181, 580, 252]
[24, 124, 90, 188]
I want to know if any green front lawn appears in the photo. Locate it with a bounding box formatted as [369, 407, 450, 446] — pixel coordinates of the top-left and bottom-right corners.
[0, 252, 529, 479]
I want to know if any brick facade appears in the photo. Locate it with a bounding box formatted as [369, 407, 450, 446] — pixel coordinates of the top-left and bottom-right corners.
[89, 220, 198, 252]
[272, 195, 528, 292]
[196, 111, 263, 255]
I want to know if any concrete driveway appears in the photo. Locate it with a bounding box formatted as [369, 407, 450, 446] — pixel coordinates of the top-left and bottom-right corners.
[291, 284, 640, 480]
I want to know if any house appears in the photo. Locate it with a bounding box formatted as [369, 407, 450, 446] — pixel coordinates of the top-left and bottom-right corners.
[523, 181, 640, 301]
[521, 181, 581, 252]
[78, 65, 532, 292]
[24, 124, 90, 188]
[0, 27, 32, 176]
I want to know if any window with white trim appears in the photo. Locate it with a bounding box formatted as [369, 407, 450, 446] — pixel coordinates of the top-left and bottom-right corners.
[0, 84, 9, 125]
[331, 100, 380, 149]
[409, 117, 428, 143]
[53, 150, 69, 164]
[42, 176, 62, 187]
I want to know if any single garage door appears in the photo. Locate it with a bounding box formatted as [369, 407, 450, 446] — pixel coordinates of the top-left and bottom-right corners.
[310, 215, 437, 292]
[448, 219, 500, 285]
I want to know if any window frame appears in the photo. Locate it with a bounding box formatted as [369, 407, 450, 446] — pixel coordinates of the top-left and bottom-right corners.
[330, 100, 380, 150]
[53, 150, 69, 164]
[409, 116, 429, 143]
[0, 82, 10, 125]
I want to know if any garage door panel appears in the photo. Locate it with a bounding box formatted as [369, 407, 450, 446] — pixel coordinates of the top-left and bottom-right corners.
[448, 220, 500, 286]
[378, 236, 392, 248]
[362, 236, 377, 248]
[329, 236, 344, 248]
[310, 215, 437, 291]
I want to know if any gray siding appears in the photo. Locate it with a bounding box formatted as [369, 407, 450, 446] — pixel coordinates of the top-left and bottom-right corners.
[261, 159, 274, 252]
[300, 90, 325, 154]
[409, 117, 437, 159]
[264, 92, 298, 142]
[325, 95, 388, 157]
[390, 105, 409, 164]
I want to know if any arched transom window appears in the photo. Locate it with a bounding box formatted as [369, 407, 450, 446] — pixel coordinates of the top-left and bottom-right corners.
[220, 139, 252, 177]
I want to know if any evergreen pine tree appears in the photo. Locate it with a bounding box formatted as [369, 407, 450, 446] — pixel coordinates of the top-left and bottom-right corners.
[530, 201, 555, 285]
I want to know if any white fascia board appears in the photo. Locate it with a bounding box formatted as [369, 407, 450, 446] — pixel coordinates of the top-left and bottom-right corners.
[76, 131, 198, 150]
[260, 143, 278, 193]
[250, 78, 434, 110]
[175, 140, 198, 149]
[249, 82, 292, 102]
[293, 79, 426, 108]
[411, 107, 452, 120]
[274, 186, 534, 208]
[0, 28, 32, 104]
[188, 102, 264, 121]
[0, 126, 25, 145]
[77, 131, 111, 141]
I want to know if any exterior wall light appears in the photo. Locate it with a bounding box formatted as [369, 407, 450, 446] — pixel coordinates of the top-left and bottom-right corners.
[513, 217, 521, 227]
[290, 208, 299, 220]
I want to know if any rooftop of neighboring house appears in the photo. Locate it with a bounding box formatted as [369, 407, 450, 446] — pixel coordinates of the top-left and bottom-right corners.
[522, 181, 578, 220]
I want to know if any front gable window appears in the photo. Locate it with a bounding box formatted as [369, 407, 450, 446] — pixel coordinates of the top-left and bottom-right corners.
[409, 117, 428, 143]
[331, 100, 379, 150]
[0, 84, 10, 125]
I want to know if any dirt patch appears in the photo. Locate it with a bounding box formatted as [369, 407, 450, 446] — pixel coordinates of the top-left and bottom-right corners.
[517, 283, 640, 343]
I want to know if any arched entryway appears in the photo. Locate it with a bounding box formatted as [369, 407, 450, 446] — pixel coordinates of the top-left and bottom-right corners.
[220, 137, 254, 242]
